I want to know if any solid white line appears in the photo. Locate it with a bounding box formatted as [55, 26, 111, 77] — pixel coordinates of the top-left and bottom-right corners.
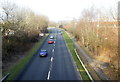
[47, 71, 51, 80]
[52, 49, 54, 53]
[51, 57, 53, 62]
[74, 49, 93, 81]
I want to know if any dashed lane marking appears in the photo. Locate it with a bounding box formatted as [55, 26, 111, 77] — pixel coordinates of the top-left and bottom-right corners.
[52, 49, 54, 52]
[51, 57, 53, 62]
[47, 71, 51, 80]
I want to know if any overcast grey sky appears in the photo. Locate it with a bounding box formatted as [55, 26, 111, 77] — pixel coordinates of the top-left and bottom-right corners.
[0, 0, 119, 22]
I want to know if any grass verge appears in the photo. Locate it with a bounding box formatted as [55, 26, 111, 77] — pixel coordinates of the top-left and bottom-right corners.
[64, 31, 101, 80]
[63, 31, 90, 80]
[3, 33, 49, 80]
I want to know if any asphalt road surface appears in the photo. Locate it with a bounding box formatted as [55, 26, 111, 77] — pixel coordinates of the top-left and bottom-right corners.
[16, 27, 82, 80]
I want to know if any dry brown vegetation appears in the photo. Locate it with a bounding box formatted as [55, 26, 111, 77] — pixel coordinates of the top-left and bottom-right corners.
[0, 1, 49, 73]
[63, 7, 119, 80]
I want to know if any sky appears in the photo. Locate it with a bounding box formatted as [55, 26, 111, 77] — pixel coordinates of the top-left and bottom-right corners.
[0, 0, 119, 22]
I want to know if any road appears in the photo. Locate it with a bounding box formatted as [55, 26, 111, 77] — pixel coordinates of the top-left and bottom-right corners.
[16, 27, 82, 80]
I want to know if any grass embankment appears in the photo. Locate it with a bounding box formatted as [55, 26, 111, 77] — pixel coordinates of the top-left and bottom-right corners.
[63, 31, 90, 80]
[3, 33, 49, 80]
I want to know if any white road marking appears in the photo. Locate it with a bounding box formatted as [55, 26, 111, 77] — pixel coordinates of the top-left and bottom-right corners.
[51, 57, 53, 62]
[54, 44, 55, 47]
[47, 57, 54, 80]
[49, 60, 53, 71]
[52, 49, 54, 52]
[47, 71, 51, 80]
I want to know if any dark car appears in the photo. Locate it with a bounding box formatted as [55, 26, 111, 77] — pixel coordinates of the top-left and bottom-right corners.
[39, 50, 47, 57]
[48, 39, 54, 44]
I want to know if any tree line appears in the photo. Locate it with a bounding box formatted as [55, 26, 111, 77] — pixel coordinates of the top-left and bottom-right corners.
[63, 6, 119, 80]
[0, 1, 49, 71]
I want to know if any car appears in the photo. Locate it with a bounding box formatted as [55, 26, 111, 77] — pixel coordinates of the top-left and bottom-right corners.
[39, 50, 47, 57]
[48, 39, 54, 44]
[50, 36, 54, 39]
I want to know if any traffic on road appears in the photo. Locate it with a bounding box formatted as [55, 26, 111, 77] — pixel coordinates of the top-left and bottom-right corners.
[16, 28, 82, 80]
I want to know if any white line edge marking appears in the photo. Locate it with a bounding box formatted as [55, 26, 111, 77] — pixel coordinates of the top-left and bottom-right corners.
[74, 49, 93, 81]
[63, 32, 82, 80]
[47, 71, 51, 80]
[65, 30, 93, 81]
